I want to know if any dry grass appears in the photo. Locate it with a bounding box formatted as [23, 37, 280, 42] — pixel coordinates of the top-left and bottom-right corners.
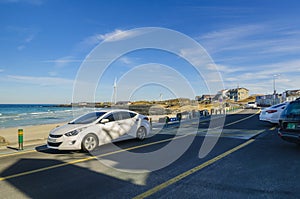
[238, 95, 258, 103]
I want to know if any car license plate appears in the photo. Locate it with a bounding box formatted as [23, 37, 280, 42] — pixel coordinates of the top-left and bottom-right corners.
[48, 138, 57, 142]
[287, 123, 296, 130]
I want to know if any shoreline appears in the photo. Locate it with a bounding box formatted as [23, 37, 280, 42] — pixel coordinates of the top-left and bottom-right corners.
[0, 119, 69, 130]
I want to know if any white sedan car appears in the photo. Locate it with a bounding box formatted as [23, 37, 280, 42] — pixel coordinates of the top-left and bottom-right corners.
[259, 102, 288, 124]
[246, 102, 257, 109]
[47, 109, 150, 151]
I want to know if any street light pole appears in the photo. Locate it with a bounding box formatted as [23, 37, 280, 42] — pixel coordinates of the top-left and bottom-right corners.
[272, 74, 280, 105]
[273, 74, 280, 95]
[273, 75, 276, 95]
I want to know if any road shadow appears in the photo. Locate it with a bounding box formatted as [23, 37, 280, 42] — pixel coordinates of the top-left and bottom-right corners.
[0, 158, 142, 199]
[37, 133, 176, 156]
[220, 113, 276, 131]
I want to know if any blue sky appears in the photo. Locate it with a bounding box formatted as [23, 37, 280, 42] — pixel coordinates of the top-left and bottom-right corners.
[0, 0, 300, 104]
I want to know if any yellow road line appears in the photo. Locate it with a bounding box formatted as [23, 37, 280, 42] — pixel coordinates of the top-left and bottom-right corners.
[0, 148, 47, 159]
[0, 135, 189, 181]
[133, 139, 255, 199]
[0, 111, 259, 180]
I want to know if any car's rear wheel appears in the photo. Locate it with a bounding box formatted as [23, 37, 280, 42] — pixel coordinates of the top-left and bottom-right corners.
[136, 127, 147, 141]
[82, 133, 98, 152]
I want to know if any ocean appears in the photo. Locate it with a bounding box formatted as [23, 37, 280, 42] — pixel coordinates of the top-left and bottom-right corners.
[0, 104, 97, 129]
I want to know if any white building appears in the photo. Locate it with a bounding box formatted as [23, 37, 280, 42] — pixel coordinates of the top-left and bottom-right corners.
[282, 89, 300, 102]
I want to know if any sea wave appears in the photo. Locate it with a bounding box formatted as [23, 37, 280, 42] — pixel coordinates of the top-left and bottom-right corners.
[0, 105, 102, 128]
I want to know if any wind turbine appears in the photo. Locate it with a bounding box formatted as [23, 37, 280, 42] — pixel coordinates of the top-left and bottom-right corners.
[113, 78, 117, 104]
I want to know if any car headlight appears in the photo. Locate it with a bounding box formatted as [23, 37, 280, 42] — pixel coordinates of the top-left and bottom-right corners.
[65, 128, 85, 136]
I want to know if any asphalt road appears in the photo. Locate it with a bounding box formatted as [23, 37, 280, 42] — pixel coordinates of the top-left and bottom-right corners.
[1, 109, 300, 199]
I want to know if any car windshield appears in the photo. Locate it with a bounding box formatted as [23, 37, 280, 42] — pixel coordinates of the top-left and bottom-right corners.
[69, 112, 107, 124]
[285, 102, 300, 116]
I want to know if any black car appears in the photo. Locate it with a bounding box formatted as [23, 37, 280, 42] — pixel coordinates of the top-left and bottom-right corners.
[278, 99, 300, 144]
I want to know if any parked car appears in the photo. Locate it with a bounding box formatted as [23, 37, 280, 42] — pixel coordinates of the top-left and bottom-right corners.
[47, 109, 150, 151]
[278, 99, 300, 144]
[259, 102, 288, 124]
[245, 102, 257, 109]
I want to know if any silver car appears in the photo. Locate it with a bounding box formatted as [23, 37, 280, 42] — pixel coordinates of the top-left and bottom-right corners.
[47, 109, 150, 151]
[259, 102, 288, 124]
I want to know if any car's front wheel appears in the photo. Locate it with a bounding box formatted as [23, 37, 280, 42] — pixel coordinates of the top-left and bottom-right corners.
[136, 127, 147, 141]
[81, 133, 98, 152]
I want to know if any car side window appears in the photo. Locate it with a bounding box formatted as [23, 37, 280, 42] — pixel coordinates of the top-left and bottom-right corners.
[119, 111, 132, 120]
[104, 113, 121, 122]
[129, 112, 137, 118]
[104, 114, 115, 122]
[117, 111, 137, 120]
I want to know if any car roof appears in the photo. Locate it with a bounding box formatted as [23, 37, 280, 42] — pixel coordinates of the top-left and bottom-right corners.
[95, 108, 138, 114]
[290, 99, 300, 104]
[270, 102, 288, 107]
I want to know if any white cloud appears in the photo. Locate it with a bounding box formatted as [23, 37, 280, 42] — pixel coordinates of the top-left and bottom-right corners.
[17, 45, 25, 51]
[24, 34, 35, 43]
[222, 59, 300, 94]
[99, 29, 134, 42]
[0, 69, 4, 73]
[7, 75, 74, 86]
[198, 23, 300, 57]
[0, 0, 44, 5]
[42, 56, 82, 76]
[77, 29, 142, 51]
[179, 48, 212, 67]
[43, 56, 82, 66]
[118, 56, 132, 65]
[212, 64, 246, 74]
[196, 23, 300, 95]
[201, 24, 263, 41]
[6, 26, 38, 50]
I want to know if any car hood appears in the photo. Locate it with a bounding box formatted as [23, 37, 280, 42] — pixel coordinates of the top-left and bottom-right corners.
[50, 123, 91, 135]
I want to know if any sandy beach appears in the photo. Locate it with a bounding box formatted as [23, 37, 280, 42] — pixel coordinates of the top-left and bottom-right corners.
[0, 122, 65, 147]
[0, 114, 174, 147]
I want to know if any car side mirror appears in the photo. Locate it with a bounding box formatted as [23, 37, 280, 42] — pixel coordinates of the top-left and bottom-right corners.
[100, 118, 109, 124]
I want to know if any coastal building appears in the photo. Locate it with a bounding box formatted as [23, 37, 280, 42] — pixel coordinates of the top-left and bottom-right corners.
[227, 88, 249, 102]
[196, 94, 216, 102]
[213, 89, 229, 101]
[282, 89, 300, 101]
[256, 94, 281, 106]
